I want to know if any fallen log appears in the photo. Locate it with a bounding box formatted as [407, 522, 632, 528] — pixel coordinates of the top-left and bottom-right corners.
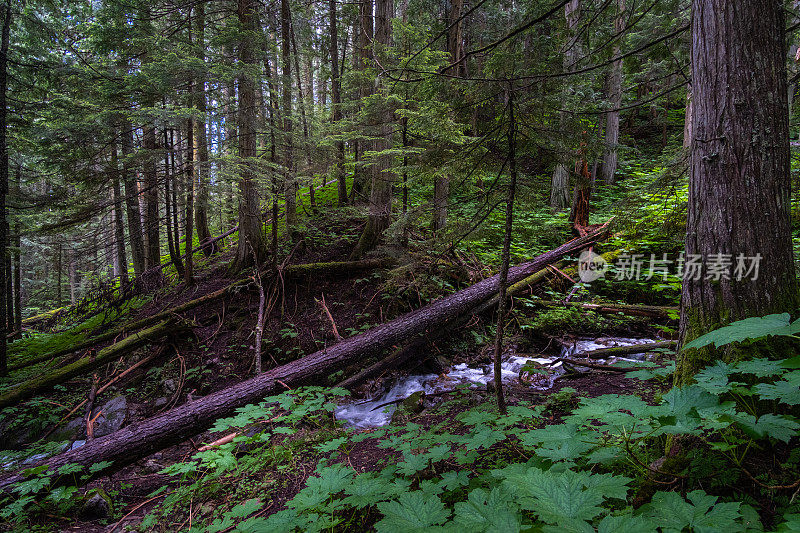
[9, 259, 396, 373]
[530, 300, 678, 318]
[576, 340, 677, 360]
[0, 320, 184, 410]
[0, 227, 608, 490]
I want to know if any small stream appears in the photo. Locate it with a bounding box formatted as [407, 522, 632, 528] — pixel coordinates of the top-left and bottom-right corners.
[334, 337, 658, 429]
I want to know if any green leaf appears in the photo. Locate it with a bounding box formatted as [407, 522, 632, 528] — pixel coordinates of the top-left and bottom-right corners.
[695, 361, 735, 394]
[398, 451, 429, 476]
[375, 492, 450, 533]
[778, 514, 800, 531]
[597, 513, 655, 533]
[315, 437, 347, 453]
[464, 428, 506, 451]
[500, 467, 607, 525]
[684, 313, 800, 351]
[451, 488, 521, 533]
[57, 463, 83, 476]
[640, 490, 742, 533]
[342, 473, 395, 508]
[734, 358, 786, 378]
[88, 460, 113, 474]
[755, 371, 800, 405]
[519, 424, 594, 461]
[437, 470, 470, 491]
[733, 413, 800, 443]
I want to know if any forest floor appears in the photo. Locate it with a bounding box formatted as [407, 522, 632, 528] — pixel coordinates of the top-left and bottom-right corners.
[0, 205, 680, 531]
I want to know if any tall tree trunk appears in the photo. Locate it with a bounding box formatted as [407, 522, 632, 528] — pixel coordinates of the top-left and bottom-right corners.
[194, 2, 214, 256]
[281, 0, 296, 233]
[110, 143, 129, 287]
[351, 0, 393, 259]
[350, 1, 373, 202]
[600, 0, 625, 185]
[12, 162, 19, 336]
[232, 0, 266, 270]
[68, 247, 77, 305]
[171, 129, 184, 271]
[120, 121, 146, 278]
[142, 123, 160, 269]
[550, 0, 580, 210]
[164, 129, 184, 277]
[185, 48, 195, 284]
[431, 176, 449, 232]
[447, 0, 465, 76]
[677, 0, 800, 384]
[55, 243, 62, 307]
[330, 0, 347, 206]
[0, 0, 10, 375]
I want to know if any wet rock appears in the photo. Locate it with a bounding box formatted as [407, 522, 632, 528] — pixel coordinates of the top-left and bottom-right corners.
[153, 397, 168, 409]
[93, 396, 128, 437]
[80, 488, 113, 520]
[161, 379, 176, 395]
[50, 396, 128, 442]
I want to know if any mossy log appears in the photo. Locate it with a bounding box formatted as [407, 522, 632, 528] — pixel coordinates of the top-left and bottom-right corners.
[579, 341, 677, 360]
[7, 283, 240, 373]
[281, 257, 397, 279]
[0, 227, 609, 490]
[531, 300, 678, 318]
[0, 320, 183, 410]
[20, 307, 67, 327]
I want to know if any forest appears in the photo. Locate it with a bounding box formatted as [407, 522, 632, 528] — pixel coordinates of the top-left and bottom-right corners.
[0, 0, 799, 530]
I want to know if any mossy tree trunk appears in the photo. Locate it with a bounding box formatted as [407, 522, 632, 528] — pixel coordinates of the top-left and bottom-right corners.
[677, 0, 799, 386]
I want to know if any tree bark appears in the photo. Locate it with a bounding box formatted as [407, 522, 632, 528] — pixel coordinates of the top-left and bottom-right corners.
[677, 0, 800, 385]
[550, 0, 580, 211]
[110, 143, 129, 287]
[330, 0, 347, 206]
[281, 0, 297, 233]
[492, 85, 518, 415]
[232, 0, 266, 271]
[0, 0, 8, 376]
[12, 163, 19, 337]
[193, 1, 214, 256]
[0, 229, 607, 489]
[351, 0, 394, 259]
[350, 1, 373, 203]
[142, 123, 160, 269]
[600, 0, 625, 185]
[120, 121, 146, 278]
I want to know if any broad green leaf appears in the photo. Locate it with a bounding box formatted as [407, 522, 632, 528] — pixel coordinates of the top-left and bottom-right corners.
[641, 490, 742, 533]
[597, 513, 655, 533]
[755, 371, 800, 405]
[683, 313, 800, 351]
[732, 413, 800, 443]
[451, 488, 521, 532]
[375, 492, 450, 533]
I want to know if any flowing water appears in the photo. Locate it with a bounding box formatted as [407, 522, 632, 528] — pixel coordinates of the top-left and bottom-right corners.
[334, 337, 659, 429]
